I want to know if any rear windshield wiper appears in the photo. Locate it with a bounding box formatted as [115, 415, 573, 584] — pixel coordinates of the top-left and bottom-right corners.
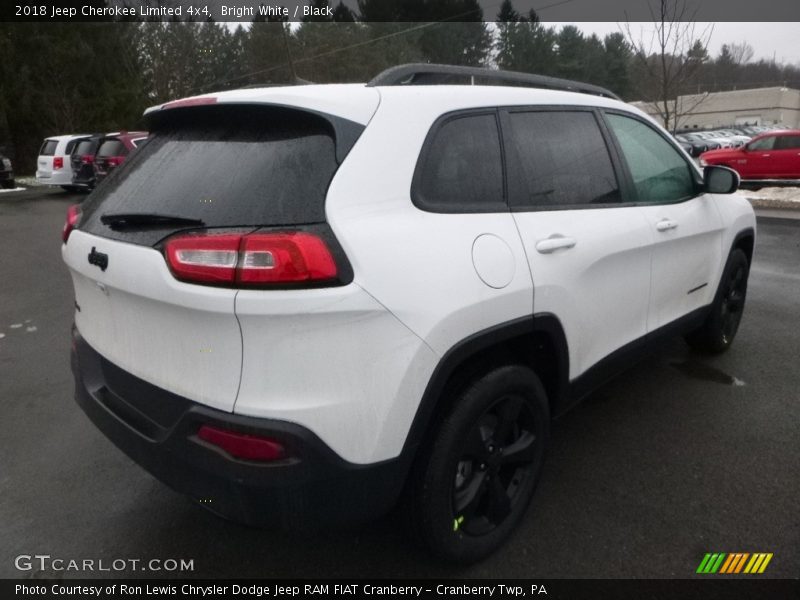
[100, 212, 205, 230]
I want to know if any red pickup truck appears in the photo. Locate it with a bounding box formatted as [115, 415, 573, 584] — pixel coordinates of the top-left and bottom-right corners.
[700, 130, 800, 182]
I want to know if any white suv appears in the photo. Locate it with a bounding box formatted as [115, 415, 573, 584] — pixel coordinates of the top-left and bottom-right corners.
[62, 64, 755, 563]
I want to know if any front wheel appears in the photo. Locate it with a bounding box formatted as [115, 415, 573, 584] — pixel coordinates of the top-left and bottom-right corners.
[685, 248, 750, 354]
[407, 365, 549, 564]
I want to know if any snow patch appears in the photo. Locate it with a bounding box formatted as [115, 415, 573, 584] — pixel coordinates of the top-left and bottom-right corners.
[9, 323, 22, 329]
[739, 187, 800, 203]
[0, 187, 26, 193]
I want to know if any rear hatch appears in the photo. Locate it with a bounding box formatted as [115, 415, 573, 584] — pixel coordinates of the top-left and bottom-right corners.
[94, 137, 127, 181]
[36, 139, 58, 178]
[64, 104, 362, 412]
[71, 137, 99, 182]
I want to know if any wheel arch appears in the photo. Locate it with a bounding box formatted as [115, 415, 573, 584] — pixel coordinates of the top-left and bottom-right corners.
[732, 227, 755, 265]
[401, 314, 570, 464]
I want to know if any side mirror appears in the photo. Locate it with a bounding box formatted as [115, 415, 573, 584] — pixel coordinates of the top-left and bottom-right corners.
[704, 165, 739, 194]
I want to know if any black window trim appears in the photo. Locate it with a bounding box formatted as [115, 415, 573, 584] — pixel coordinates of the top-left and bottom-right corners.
[599, 108, 705, 207]
[498, 105, 629, 213]
[411, 108, 509, 214]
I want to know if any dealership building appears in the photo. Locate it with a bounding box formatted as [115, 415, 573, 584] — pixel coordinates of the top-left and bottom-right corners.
[632, 86, 800, 130]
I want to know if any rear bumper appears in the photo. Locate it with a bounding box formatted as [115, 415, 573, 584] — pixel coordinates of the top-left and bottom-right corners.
[70, 329, 408, 529]
[36, 170, 72, 185]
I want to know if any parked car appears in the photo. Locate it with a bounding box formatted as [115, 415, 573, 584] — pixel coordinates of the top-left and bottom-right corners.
[0, 152, 14, 189]
[676, 133, 720, 157]
[700, 129, 800, 182]
[70, 134, 105, 191]
[63, 64, 754, 564]
[36, 134, 89, 191]
[93, 131, 148, 184]
[710, 129, 751, 147]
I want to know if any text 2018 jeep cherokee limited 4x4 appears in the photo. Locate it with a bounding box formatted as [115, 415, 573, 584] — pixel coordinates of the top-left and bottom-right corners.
[63, 64, 755, 563]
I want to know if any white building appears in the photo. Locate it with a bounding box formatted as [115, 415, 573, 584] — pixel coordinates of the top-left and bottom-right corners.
[632, 86, 800, 130]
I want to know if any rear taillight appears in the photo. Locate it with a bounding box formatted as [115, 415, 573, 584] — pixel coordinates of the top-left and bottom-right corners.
[62, 204, 81, 243]
[197, 425, 285, 462]
[81, 154, 94, 164]
[53, 157, 64, 169]
[105, 156, 125, 167]
[164, 231, 338, 287]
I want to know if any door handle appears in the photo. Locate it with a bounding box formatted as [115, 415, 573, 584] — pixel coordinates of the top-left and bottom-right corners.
[535, 235, 577, 254]
[656, 219, 679, 232]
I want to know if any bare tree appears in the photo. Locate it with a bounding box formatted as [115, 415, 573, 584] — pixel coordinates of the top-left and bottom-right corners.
[729, 41, 755, 66]
[622, 0, 714, 132]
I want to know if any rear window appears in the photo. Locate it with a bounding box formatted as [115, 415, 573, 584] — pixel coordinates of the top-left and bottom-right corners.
[40, 140, 58, 156]
[97, 139, 126, 157]
[80, 106, 340, 245]
[73, 139, 97, 156]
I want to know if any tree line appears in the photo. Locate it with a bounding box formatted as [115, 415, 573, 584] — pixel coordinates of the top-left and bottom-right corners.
[1, 0, 798, 172]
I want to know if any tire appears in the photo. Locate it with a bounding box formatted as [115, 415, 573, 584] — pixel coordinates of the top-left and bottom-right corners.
[1, 179, 13, 189]
[685, 248, 750, 354]
[61, 185, 80, 193]
[407, 364, 550, 564]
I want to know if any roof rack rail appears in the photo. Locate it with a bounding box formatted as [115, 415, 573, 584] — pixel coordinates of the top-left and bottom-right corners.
[367, 63, 621, 101]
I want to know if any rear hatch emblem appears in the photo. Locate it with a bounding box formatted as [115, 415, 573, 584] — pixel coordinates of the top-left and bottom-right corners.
[88, 247, 109, 271]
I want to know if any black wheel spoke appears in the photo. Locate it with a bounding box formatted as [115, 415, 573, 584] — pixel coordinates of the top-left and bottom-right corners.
[464, 426, 491, 461]
[493, 397, 523, 445]
[454, 471, 486, 516]
[500, 430, 537, 465]
[486, 477, 512, 524]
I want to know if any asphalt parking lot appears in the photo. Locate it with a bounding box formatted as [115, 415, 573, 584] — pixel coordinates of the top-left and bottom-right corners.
[1, 187, 798, 579]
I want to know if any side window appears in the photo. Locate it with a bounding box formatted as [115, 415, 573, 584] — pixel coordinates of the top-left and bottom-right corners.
[606, 113, 696, 204]
[506, 110, 620, 208]
[414, 113, 504, 212]
[775, 135, 800, 150]
[747, 136, 776, 151]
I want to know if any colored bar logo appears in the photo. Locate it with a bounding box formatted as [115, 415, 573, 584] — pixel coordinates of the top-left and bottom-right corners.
[697, 552, 773, 574]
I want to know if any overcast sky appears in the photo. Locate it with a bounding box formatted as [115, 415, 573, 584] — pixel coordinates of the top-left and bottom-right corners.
[564, 22, 800, 65]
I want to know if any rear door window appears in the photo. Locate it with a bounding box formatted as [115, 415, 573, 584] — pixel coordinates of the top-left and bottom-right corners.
[80, 106, 342, 246]
[65, 140, 78, 155]
[40, 140, 58, 156]
[413, 113, 505, 212]
[505, 110, 620, 208]
[775, 135, 800, 150]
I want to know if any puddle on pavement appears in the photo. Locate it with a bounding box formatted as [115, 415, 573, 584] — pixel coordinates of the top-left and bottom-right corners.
[670, 360, 746, 386]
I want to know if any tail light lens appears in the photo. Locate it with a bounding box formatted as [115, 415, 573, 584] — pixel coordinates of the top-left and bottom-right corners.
[53, 157, 64, 169]
[81, 154, 94, 164]
[164, 231, 338, 287]
[197, 425, 285, 462]
[105, 156, 125, 167]
[62, 204, 81, 243]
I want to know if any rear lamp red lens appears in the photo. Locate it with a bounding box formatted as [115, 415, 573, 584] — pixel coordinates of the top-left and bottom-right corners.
[164, 231, 338, 287]
[197, 425, 285, 462]
[53, 157, 64, 169]
[62, 204, 81, 243]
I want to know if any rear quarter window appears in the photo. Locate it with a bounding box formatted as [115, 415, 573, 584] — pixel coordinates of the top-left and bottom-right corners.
[413, 112, 505, 213]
